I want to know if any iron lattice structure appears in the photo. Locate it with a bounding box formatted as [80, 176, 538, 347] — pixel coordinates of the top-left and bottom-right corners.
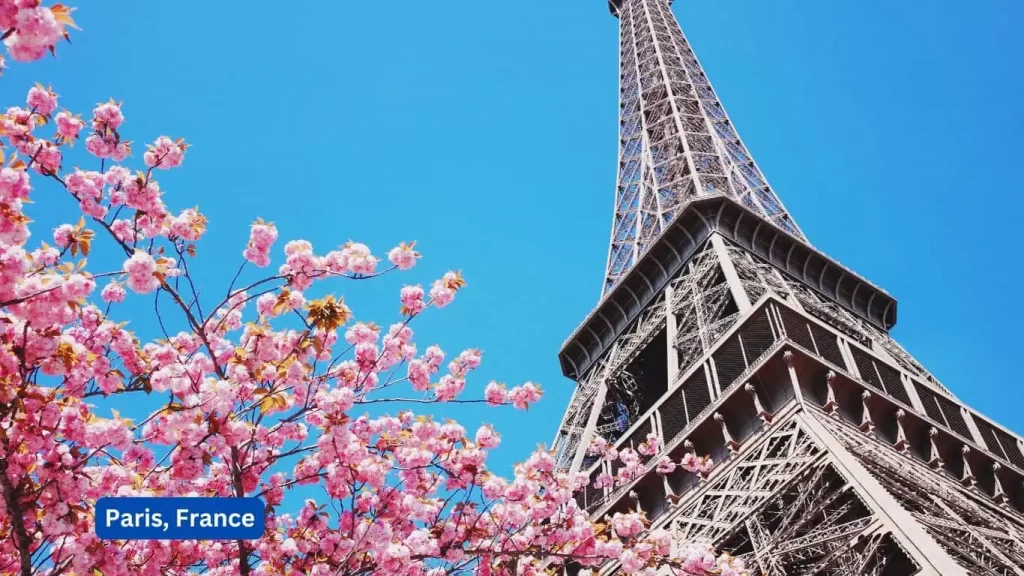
[552, 1, 1024, 574]
[602, 0, 802, 292]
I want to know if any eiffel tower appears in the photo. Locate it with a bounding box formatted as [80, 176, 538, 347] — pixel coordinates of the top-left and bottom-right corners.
[552, 1, 1024, 574]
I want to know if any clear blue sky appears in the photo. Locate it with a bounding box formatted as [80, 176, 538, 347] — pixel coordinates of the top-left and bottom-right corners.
[5, 0, 1023, 477]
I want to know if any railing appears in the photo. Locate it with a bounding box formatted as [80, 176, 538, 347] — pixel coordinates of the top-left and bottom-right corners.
[579, 294, 1024, 519]
[775, 297, 1024, 479]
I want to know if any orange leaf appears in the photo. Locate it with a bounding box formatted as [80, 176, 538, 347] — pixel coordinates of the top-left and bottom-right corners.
[259, 393, 288, 415]
[51, 4, 81, 30]
[306, 295, 351, 332]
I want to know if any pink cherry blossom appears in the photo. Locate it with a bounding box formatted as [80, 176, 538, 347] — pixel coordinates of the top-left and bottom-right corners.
[345, 322, 379, 345]
[52, 223, 73, 248]
[27, 85, 57, 115]
[100, 281, 126, 303]
[0, 166, 31, 202]
[122, 251, 160, 293]
[680, 544, 718, 574]
[407, 358, 431, 391]
[168, 207, 206, 241]
[680, 452, 700, 473]
[144, 135, 186, 169]
[717, 555, 747, 576]
[700, 456, 715, 475]
[619, 549, 645, 573]
[429, 283, 454, 307]
[340, 241, 378, 276]
[638, 431, 662, 456]
[508, 381, 543, 409]
[484, 381, 508, 405]
[24, 139, 61, 174]
[593, 472, 614, 489]
[448, 348, 482, 378]
[589, 435, 609, 455]
[84, 132, 128, 160]
[400, 284, 426, 316]
[0, 37, 740, 576]
[92, 100, 124, 130]
[656, 456, 676, 474]
[434, 374, 465, 401]
[65, 169, 103, 200]
[428, 270, 465, 308]
[475, 424, 500, 449]
[109, 218, 140, 243]
[387, 241, 419, 270]
[423, 344, 445, 368]
[55, 110, 85, 139]
[3, 5, 67, 63]
[244, 219, 277, 267]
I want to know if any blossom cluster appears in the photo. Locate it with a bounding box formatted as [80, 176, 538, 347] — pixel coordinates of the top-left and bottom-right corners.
[0, 22, 747, 576]
[587, 434, 715, 493]
[0, 1, 76, 65]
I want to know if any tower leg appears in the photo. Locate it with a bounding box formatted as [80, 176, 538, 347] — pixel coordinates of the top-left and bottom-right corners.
[800, 412, 968, 575]
[570, 382, 609, 475]
[710, 234, 753, 312]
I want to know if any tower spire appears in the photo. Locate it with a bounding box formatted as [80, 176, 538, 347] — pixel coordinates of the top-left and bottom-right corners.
[604, 0, 803, 293]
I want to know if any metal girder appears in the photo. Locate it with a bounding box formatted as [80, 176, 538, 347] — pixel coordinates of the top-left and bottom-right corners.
[671, 241, 739, 375]
[667, 418, 825, 545]
[815, 412, 1024, 575]
[648, 413, 930, 576]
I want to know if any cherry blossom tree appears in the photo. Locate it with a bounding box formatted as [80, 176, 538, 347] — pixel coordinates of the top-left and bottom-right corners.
[0, 4, 749, 575]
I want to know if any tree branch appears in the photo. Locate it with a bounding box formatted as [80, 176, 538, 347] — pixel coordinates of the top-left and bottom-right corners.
[0, 456, 33, 576]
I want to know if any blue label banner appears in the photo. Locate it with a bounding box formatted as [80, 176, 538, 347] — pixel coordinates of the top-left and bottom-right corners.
[96, 497, 265, 540]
